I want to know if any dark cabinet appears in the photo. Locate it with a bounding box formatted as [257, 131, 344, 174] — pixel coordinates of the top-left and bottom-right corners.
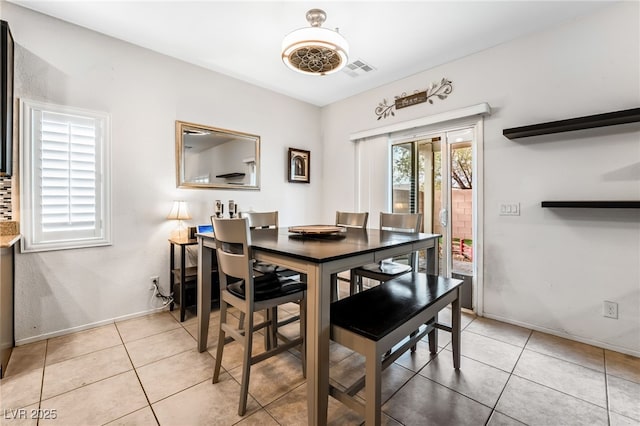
[0, 20, 14, 177]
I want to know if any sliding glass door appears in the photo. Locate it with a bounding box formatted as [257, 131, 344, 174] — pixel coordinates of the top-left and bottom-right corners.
[391, 127, 475, 307]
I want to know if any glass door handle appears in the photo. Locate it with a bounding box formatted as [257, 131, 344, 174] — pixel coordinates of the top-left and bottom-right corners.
[439, 209, 448, 227]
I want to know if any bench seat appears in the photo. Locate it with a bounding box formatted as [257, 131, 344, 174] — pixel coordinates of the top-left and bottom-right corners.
[330, 272, 463, 425]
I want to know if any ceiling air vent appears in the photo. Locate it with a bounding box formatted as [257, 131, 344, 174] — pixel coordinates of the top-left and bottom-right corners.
[343, 59, 376, 77]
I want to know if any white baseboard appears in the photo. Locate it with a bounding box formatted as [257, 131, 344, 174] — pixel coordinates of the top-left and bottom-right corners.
[15, 306, 168, 346]
[481, 312, 640, 358]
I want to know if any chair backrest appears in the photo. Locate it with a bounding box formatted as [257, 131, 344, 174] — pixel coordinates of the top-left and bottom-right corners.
[380, 212, 423, 269]
[240, 211, 278, 229]
[211, 217, 254, 297]
[379, 212, 422, 233]
[335, 211, 369, 229]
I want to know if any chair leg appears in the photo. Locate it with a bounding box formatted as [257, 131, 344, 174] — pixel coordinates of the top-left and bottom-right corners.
[213, 301, 228, 384]
[330, 273, 338, 302]
[263, 309, 270, 350]
[451, 292, 461, 369]
[238, 313, 254, 416]
[409, 329, 418, 353]
[349, 270, 358, 296]
[238, 311, 245, 330]
[268, 307, 278, 349]
[428, 314, 438, 354]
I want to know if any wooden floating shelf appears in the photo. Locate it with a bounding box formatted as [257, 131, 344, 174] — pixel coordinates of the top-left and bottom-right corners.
[503, 108, 640, 139]
[541, 201, 640, 208]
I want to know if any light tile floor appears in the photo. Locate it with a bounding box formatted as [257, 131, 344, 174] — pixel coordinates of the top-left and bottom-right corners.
[1, 301, 638, 426]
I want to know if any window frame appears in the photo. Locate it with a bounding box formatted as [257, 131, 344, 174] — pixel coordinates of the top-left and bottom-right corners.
[20, 99, 112, 252]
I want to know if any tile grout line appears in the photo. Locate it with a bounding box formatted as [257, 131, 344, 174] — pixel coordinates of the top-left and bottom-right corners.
[514, 332, 613, 418]
[414, 350, 515, 414]
[234, 381, 303, 426]
[20, 308, 636, 425]
[418, 374, 496, 418]
[386, 316, 503, 425]
[508, 374, 612, 417]
[114, 319, 161, 426]
[458, 327, 615, 388]
[188, 308, 288, 422]
[119, 321, 184, 345]
[463, 328, 529, 350]
[439, 343, 520, 375]
[379, 362, 422, 424]
[603, 350, 611, 426]
[508, 349, 612, 412]
[482, 328, 533, 426]
[504, 341, 638, 425]
[42, 322, 123, 367]
[36, 339, 49, 426]
[521, 345, 608, 376]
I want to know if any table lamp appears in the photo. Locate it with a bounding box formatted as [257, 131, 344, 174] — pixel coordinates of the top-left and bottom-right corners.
[167, 200, 192, 240]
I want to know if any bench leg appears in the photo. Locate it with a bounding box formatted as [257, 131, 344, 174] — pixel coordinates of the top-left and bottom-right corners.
[428, 313, 438, 354]
[410, 329, 418, 353]
[451, 289, 461, 369]
[364, 344, 382, 426]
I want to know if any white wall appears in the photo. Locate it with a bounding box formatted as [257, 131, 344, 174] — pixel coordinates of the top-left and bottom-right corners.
[5, 3, 323, 343]
[5, 2, 639, 355]
[321, 2, 640, 355]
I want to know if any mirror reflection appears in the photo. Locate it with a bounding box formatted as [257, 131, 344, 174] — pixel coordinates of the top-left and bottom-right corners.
[176, 121, 260, 190]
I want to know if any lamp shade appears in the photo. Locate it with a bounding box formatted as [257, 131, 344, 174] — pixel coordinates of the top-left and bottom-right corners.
[281, 9, 349, 76]
[167, 201, 191, 220]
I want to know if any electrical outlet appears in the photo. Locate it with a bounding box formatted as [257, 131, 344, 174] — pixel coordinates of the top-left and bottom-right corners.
[603, 301, 618, 319]
[149, 276, 159, 290]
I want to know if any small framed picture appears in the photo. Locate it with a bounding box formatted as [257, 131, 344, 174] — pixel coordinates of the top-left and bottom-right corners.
[288, 148, 310, 183]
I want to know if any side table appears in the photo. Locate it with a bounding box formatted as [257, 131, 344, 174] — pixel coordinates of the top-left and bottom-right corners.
[169, 237, 198, 322]
[169, 236, 219, 322]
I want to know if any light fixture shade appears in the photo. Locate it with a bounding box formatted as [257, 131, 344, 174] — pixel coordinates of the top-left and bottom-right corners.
[282, 9, 349, 76]
[167, 200, 191, 220]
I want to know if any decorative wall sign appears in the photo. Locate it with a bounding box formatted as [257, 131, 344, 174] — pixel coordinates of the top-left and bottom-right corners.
[375, 78, 453, 120]
[395, 91, 428, 110]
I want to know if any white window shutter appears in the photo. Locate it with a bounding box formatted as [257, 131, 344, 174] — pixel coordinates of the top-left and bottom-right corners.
[20, 100, 111, 252]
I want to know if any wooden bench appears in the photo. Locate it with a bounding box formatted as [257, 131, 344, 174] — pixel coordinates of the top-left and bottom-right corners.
[330, 272, 463, 425]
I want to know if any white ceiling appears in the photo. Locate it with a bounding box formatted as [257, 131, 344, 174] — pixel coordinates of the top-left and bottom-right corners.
[9, 0, 615, 106]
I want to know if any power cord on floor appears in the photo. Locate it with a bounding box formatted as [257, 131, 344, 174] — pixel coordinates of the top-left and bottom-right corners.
[152, 279, 174, 306]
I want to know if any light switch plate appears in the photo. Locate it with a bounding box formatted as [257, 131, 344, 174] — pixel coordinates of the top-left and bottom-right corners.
[499, 202, 520, 216]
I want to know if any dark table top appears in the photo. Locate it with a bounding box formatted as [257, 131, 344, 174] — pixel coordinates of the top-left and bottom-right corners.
[248, 227, 440, 263]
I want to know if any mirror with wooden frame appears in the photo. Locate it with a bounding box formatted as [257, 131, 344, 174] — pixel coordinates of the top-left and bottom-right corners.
[175, 121, 260, 190]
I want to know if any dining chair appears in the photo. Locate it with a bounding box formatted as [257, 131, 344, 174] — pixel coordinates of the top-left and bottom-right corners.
[241, 210, 298, 276]
[241, 210, 278, 230]
[332, 211, 369, 301]
[240, 211, 282, 274]
[211, 217, 307, 416]
[350, 212, 423, 294]
[335, 211, 369, 229]
[239, 210, 301, 347]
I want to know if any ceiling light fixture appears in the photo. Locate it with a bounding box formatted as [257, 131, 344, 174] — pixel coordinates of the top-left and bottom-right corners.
[281, 8, 349, 76]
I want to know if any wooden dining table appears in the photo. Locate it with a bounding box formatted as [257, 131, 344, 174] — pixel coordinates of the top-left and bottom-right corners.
[196, 226, 440, 425]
